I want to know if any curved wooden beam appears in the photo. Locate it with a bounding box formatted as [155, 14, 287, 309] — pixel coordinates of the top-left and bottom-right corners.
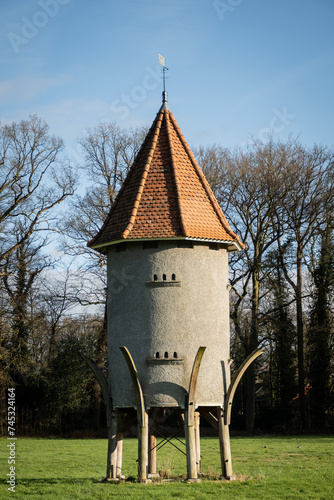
[224, 347, 264, 425]
[119, 346, 145, 427]
[187, 346, 206, 425]
[81, 353, 118, 480]
[81, 353, 112, 426]
[119, 346, 148, 482]
[185, 346, 206, 480]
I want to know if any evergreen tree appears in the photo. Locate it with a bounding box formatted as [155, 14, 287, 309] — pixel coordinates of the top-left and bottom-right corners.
[269, 257, 297, 427]
[307, 221, 334, 429]
[2, 235, 49, 377]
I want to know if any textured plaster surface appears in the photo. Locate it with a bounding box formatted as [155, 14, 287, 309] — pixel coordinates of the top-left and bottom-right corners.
[107, 241, 231, 409]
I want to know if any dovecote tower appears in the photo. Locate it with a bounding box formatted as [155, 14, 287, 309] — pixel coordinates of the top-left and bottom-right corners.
[87, 94, 261, 483]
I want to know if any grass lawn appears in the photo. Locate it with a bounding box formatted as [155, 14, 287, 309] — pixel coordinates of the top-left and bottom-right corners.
[1, 435, 333, 499]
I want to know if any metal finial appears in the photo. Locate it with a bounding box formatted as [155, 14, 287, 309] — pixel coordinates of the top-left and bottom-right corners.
[158, 54, 169, 106]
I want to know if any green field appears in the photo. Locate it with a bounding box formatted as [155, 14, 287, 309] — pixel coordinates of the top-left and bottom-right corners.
[1, 435, 333, 499]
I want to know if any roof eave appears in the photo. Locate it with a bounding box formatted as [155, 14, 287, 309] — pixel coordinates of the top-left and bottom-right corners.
[89, 236, 243, 254]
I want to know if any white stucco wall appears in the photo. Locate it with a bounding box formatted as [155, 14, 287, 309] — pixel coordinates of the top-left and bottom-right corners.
[107, 240, 231, 409]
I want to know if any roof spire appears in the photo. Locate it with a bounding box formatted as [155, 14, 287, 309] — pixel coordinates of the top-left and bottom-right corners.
[158, 54, 169, 109]
[88, 105, 244, 253]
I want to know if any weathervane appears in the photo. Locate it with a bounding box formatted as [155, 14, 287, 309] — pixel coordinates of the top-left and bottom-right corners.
[159, 54, 168, 104]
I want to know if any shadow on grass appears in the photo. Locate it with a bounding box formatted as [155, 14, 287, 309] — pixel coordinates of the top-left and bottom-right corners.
[1, 474, 255, 487]
[0, 478, 104, 486]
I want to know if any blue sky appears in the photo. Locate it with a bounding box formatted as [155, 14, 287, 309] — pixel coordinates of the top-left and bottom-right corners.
[1, 0, 334, 166]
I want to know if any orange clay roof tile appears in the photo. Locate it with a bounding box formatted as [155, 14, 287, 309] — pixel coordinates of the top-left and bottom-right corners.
[88, 105, 243, 251]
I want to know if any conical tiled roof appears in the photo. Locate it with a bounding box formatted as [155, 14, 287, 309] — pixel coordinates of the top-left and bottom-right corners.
[88, 105, 243, 252]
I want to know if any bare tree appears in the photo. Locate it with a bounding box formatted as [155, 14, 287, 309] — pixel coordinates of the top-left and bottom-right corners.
[61, 121, 147, 428]
[206, 140, 290, 432]
[198, 139, 334, 431]
[307, 216, 334, 429]
[1, 233, 51, 377]
[0, 115, 75, 269]
[37, 265, 77, 363]
[274, 144, 334, 429]
[61, 122, 147, 302]
[79, 121, 145, 202]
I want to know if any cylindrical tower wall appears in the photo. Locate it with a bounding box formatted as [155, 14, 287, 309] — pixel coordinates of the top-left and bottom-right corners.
[107, 240, 231, 409]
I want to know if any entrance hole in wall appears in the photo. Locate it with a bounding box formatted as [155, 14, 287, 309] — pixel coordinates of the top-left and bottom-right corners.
[177, 240, 193, 249]
[164, 351, 168, 358]
[143, 241, 158, 249]
[115, 242, 127, 252]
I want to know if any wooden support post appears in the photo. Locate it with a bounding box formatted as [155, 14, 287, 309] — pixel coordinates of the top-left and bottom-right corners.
[106, 411, 118, 480]
[116, 431, 123, 478]
[185, 346, 206, 481]
[194, 411, 201, 474]
[115, 412, 124, 478]
[217, 407, 233, 479]
[185, 411, 197, 480]
[148, 425, 157, 474]
[119, 346, 148, 483]
[138, 410, 149, 482]
[80, 354, 119, 482]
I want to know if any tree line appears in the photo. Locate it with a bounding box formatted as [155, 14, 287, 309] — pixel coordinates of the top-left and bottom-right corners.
[0, 115, 333, 435]
[195, 141, 334, 431]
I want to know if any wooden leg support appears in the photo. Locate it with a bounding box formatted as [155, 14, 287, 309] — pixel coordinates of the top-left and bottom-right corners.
[217, 407, 233, 479]
[194, 412, 201, 475]
[185, 411, 198, 480]
[80, 354, 119, 482]
[185, 347, 206, 482]
[119, 347, 148, 483]
[116, 431, 123, 478]
[148, 424, 157, 475]
[106, 411, 118, 480]
[138, 410, 149, 482]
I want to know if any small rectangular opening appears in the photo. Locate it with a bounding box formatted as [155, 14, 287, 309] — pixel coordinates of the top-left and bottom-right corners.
[143, 241, 158, 249]
[177, 240, 193, 249]
[116, 242, 127, 252]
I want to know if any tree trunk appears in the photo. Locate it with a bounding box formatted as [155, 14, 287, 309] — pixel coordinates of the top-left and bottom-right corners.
[245, 270, 259, 433]
[92, 303, 108, 430]
[296, 247, 306, 430]
[308, 222, 333, 429]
